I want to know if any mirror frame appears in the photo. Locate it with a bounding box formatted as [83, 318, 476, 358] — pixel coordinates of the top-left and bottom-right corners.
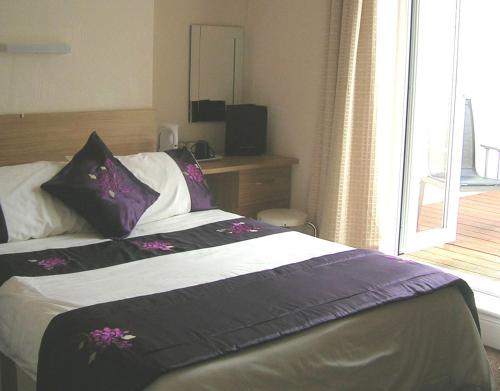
[189, 24, 244, 122]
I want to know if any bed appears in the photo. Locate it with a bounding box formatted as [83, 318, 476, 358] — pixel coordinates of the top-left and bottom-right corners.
[0, 110, 495, 391]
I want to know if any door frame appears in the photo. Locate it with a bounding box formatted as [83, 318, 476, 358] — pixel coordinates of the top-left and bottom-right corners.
[398, 0, 463, 254]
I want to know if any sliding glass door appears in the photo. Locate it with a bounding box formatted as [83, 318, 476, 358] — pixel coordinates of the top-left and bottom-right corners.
[399, 0, 463, 253]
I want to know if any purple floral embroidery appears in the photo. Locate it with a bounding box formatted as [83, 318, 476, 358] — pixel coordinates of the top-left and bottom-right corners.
[79, 327, 135, 364]
[217, 222, 260, 234]
[88, 158, 130, 199]
[184, 164, 204, 183]
[29, 257, 67, 270]
[89, 327, 134, 349]
[133, 240, 175, 251]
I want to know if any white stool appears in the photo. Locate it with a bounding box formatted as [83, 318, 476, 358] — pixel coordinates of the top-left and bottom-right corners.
[256, 208, 318, 237]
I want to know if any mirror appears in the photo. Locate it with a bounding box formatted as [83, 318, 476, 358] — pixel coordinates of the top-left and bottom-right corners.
[189, 25, 243, 122]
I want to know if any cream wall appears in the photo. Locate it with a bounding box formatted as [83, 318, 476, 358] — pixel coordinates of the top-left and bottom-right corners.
[153, 0, 248, 153]
[0, 0, 154, 114]
[1, 1, 395, 247]
[244, 0, 330, 210]
[245, 1, 407, 252]
[0, 0, 326, 212]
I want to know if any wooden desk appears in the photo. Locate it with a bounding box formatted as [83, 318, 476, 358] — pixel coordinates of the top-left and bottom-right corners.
[201, 155, 298, 217]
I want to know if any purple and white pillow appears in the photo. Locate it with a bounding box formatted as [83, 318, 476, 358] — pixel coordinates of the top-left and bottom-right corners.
[115, 152, 190, 226]
[42, 132, 159, 239]
[166, 148, 215, 211]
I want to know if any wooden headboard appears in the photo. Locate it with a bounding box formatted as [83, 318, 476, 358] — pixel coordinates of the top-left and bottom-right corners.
[0, 109, 157, 166]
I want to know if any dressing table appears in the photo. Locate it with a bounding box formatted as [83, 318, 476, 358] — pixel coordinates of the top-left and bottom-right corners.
[201, 155, 298, 217]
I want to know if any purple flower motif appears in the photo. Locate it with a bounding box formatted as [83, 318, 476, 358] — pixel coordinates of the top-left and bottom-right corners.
[89, 327, 134, 349]
[217, 222, 260, 234]
[184, 164, 204, 183]
[230, 222, 260, 234]
[36, 258, 67, 270]
[88, 158, 130, 199]
[80, 327, 136, 364]
[134, 240, 175, 251]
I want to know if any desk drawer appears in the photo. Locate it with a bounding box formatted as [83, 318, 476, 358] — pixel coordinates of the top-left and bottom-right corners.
[239, 167, 291, 210]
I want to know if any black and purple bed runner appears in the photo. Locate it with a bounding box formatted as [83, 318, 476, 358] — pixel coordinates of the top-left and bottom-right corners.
[0, 218, 284, 286]
[36, 249, 478, 391]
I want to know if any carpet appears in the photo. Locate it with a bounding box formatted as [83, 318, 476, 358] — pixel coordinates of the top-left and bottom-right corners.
[486, 346, 500, 389]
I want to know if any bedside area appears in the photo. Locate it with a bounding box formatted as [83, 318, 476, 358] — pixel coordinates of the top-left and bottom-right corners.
[200, 155, 298, 217]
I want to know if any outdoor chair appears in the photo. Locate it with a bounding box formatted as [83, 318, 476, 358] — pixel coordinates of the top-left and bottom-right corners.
[419, 98, 500, 213]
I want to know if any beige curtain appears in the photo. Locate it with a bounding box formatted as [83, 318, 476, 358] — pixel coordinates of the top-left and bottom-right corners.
[308, 0, 379, 248]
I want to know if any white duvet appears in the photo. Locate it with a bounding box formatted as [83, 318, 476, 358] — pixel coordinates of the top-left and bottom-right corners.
[0, 209, 350, 380]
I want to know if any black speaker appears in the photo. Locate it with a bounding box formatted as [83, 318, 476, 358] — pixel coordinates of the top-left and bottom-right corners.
[225, 104, 267, 156]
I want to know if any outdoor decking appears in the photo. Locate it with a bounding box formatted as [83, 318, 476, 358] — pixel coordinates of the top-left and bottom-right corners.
[405, 191, 500, 282]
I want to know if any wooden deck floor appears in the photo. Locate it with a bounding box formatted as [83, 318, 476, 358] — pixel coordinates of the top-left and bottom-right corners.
[405, 191, 500, 282]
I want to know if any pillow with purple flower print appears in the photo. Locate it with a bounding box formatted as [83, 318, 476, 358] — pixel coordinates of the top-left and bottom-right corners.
[166, 148, 215, 211]
[41, 132, 159, 239]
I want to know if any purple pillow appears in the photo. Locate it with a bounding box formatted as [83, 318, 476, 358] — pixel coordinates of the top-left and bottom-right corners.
[166, 148, 215, 211]
[42, 132, 159, 239]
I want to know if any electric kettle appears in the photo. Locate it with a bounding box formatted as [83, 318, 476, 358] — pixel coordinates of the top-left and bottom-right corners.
[158, 123, 179, 151]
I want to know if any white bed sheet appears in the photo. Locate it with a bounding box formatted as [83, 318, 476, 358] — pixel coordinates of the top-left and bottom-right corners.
[0, 209, 351, 380]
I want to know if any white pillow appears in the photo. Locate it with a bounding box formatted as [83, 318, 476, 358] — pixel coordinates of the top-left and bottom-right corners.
[0, 161, 91, 243]
[0, 153, 190, 243]
[116, 152, 191, 225]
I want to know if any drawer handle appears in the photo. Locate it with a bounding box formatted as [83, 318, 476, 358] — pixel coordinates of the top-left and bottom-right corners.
[255, 179, 275, 185]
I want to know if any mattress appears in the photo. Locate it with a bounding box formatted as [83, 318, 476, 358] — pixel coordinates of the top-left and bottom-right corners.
[0, 210, 494, 390]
